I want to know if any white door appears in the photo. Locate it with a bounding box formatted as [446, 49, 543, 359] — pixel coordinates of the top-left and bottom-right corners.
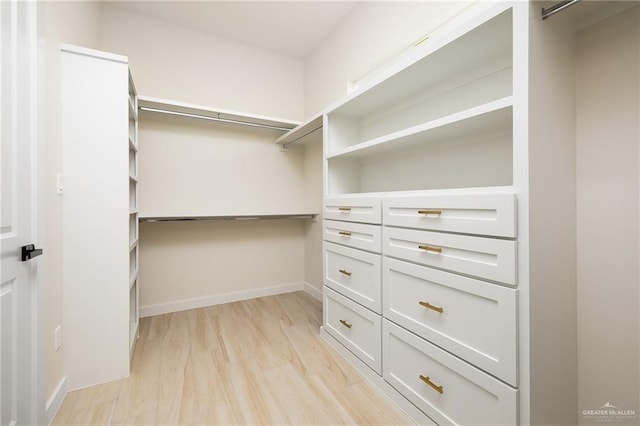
[1, 1, 40, 425]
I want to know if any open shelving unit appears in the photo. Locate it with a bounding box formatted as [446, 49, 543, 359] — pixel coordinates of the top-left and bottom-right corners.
[320, 4, 521, 425]
[324, 6, 513, 197]
[128, 71, 139, 357]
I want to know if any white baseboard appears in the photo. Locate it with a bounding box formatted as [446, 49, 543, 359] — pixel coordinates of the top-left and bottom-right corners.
[304, 282, 323, 301]
[139, 282, 306, 317]
[46, 377, 67, 425]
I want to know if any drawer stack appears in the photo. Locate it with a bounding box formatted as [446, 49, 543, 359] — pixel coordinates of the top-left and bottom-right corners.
[322, 196, 383, 373]
[322, 190, 520, 425]
[382, 191, 518, 425]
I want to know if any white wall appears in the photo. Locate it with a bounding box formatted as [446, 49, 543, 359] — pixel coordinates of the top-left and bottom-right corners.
[576, 6, 640, 421]
[139, 219, 305, 313]
[100, 4, 304, 121]
[138, 115, 306, 216]
[136, 115, 309, 313]
[98, 5, 311, 314]
[41, 0, 101, 405]
[527, 2, 577, 423]
[303, 1, 471, 118]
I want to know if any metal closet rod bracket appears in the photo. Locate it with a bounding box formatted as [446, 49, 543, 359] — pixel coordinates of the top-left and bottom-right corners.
[542, 0, 581, 20]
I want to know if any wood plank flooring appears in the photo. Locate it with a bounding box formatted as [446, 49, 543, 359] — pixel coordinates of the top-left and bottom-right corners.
[52, 291, 413, 425]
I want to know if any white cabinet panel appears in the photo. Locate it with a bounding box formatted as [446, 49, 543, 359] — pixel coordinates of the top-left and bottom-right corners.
[383, 191, 516, 237]
[324, 287, 382, 374]
[324, 196, 381, 224]
[324, 220, 381, 253]
[383, 226, 516, 285]
[383, 257, 517, 385]
[324, 242, 381, 313]
[383, 320, 518, 426]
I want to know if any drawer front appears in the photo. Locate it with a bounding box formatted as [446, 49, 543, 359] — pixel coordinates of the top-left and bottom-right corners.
[383, 227, 516, 285]
[324, 287, 382, 374]
[324, 220, 381, 253]
[383, 257, 517, 385]
[383, 192, 516, 238]
[324, 242, 381, 313]
[324, 196, 381, 224]
[383, 320, 517, 426]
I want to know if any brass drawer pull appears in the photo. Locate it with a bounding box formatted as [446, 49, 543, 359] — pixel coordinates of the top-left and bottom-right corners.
[339, 319, 352, 329]
[419, 375, 444, 394]
[418, 244, 442, 253]
[339, 269, 352, 276]
[419, 301, 444, 313]
[338, 207, 352, 211]
[338, 231, 352, 236]
[418, 210, 442, 216]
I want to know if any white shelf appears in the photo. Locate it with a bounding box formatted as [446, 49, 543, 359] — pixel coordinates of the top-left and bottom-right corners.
[139, 213, 318, 223]
[327, 185, 517, 199]
[138, 96, 300, 132]
[329, 5, 512, 119]
[327, 97, 512, 160]
[129, 239, 138, 252]
[129, 174, 138, 183]
[129, 137, 138, 152]
[276, 113, 323, 147]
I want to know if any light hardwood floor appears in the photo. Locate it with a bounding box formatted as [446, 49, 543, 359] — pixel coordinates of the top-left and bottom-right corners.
[52, 291, 413, 425]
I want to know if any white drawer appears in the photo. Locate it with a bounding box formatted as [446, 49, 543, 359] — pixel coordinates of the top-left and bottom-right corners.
[383, 257, 517, 385]
[383, 227, 516, 285]
[383, 192, 516, 238]
[383, 320, 518, 426]
[324, 242, 381, 313]
[324, 196, 381, 224]
[324, 220, 381, 254]
[324, 287, 382, 374]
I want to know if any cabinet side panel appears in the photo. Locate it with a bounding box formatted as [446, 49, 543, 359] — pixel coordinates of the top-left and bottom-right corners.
[527, 3, 578, 425]
[61, 51, 130, 389]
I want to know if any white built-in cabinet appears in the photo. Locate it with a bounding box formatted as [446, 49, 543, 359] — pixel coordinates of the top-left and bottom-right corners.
[318, 2, 579, 424]
[61, 45, 138, 390]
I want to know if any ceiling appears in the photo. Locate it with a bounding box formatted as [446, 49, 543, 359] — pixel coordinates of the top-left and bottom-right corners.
[105, 1, 359, 59]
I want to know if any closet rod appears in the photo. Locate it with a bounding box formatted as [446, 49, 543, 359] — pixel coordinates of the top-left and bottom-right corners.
[281, 126, 323, 148]
[542, 0, 581, 20]
[139, 106, 292, 132]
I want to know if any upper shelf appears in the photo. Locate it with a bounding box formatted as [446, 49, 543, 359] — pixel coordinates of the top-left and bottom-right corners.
[326, 96, 512, 160]
[138, 96, 300, 133]
[329, 4, 512, 120]
[276, 113, 323, 147]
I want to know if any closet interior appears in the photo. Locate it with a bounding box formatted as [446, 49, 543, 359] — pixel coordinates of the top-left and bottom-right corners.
[57, 1, 639, 425]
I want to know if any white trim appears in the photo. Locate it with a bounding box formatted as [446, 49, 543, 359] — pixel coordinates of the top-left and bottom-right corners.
[59, 43, 128, 64]
[139, 282, 306, 317]
[320, 328, 431, 426]
[45, 377, 67, 425]
[303, 282, 323, 301]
